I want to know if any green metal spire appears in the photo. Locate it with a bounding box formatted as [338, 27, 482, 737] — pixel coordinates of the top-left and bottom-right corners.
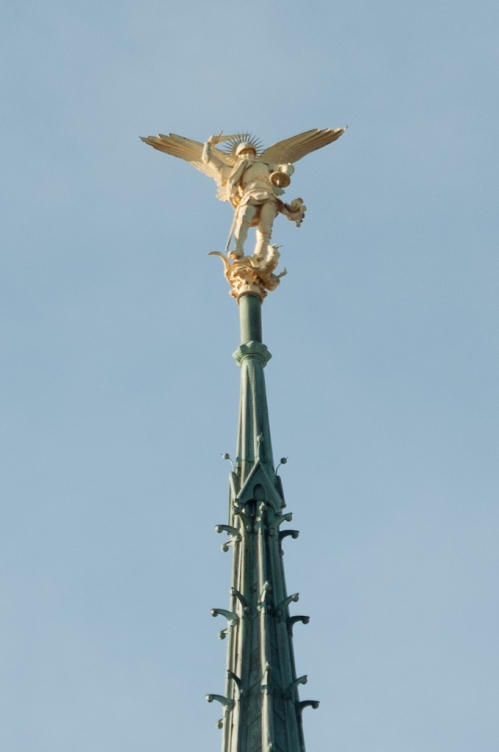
[141, 122, 346, 751]
[207, 292, 318, 752]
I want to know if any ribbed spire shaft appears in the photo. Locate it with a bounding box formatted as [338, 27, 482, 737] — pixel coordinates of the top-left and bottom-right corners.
[236, 294, 274, 483]
[208, 294, 318, 752]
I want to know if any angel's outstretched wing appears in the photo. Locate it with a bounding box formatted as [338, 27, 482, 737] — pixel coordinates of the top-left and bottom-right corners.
[258, 127, 346, 165]
[140, 133, 233, 187]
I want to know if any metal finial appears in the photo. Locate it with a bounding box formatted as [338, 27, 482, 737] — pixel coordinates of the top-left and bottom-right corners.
[221, 452, 235, 471]
[276, 457, 288, 474]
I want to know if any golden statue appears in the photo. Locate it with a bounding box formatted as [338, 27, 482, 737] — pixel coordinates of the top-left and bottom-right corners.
[141, 129, 346, 298]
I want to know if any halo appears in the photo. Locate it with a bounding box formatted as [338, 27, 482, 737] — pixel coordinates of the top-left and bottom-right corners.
[220, 132, 264, 157]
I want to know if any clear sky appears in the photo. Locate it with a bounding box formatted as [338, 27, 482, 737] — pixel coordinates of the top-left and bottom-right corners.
[1, 1, 498, 751]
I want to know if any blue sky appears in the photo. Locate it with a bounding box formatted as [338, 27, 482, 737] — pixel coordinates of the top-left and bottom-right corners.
[1, 1, 498, 750]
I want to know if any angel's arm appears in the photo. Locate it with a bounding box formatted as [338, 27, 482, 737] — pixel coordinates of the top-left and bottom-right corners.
[202, 136, 227, 173]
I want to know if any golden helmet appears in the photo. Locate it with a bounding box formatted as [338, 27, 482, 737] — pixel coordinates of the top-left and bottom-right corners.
[235, 142, 257, 158]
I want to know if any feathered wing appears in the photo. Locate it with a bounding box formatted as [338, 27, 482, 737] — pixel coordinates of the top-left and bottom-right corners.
[140, 133, 233, 189]
[258, 127, 346, 165]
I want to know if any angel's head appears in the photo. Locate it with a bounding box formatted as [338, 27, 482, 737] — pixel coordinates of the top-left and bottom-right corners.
[235, 142, 257, 160]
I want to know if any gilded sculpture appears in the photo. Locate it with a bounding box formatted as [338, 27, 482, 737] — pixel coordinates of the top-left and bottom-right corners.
[141, 128, 346, 298]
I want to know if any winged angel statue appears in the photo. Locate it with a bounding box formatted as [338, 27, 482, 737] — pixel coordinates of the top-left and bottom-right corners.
[141, 128, 345, 257]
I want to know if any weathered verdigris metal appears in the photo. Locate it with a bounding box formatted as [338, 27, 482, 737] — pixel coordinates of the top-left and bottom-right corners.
[207, 292, 318, 752]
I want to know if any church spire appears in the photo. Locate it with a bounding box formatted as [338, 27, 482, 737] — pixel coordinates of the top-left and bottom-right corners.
[207, 264, 319, 752]
[142, 123, 346, 752]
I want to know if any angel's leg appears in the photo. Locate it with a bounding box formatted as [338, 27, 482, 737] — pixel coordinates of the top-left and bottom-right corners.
[232, 204, 257, 258]
[254, 201, 278, 259]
